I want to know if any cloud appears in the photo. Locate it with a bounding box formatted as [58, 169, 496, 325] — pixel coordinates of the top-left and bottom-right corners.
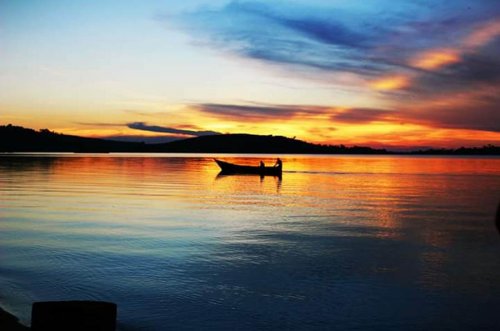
[401, 41, 500, 96]
[410, 49, 461, 70]
[173, 1, 500, 137]
[196, 102, 396, 124]
[104, 135, 183, 144]
[76, 121, 222, 137]
[194, 103, 326, 121]
[177, 1, 500, 91]
[127, 122, 221, 136]
[195, 99, 500, 133]
[331, 108, 394, 124]
[179, 1, 498, 76]
[369, 75, 411, 91]
[330, 95, 500, 132]
[399, 88, 500, 132]
[178, 1, 392, 76]
[237, 2, 370, 49]
[447, 50, 500, 85]
[463, 20, 500, 49]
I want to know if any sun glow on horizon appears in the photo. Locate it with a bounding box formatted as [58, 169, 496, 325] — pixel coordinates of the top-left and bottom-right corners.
[1, 1, 498, 149]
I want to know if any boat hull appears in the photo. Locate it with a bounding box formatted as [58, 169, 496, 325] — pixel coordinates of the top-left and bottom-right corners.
[214, 159, 282, 176]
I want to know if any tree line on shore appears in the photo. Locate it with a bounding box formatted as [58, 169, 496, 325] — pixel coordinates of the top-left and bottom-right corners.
[1, 124, 498, 155]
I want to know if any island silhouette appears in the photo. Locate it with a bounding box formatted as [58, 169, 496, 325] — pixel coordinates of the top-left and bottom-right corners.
[1, 124, 499, 155]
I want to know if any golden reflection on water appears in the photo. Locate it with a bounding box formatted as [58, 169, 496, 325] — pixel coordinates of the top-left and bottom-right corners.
[2, 154, 499, 214]
[2, 155, 500, 277]
[1, 154, 500, 329]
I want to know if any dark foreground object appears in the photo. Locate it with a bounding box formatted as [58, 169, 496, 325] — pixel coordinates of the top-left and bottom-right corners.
[31, 301, 116, 331]
[215, 159, 282, 176]
[0, 307, 29, 331]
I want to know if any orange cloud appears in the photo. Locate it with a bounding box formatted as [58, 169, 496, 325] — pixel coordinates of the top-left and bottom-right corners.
[408, 20, 500, 72]
[368, 75, 410, 91]
[463, 20, 500, 49]
[410, 49, 460, 70]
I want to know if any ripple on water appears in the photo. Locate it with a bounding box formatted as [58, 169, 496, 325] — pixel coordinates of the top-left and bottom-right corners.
[1, 155, 500, 330]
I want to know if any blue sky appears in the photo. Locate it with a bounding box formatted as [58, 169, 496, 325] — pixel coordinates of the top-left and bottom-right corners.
[1, 0, 499, 148]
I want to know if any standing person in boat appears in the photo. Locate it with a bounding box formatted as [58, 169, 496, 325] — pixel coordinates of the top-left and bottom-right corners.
[260, 161, 265, 169]
[274, 158, 282, 168]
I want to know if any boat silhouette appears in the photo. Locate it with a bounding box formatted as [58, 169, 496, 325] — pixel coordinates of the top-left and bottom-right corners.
[214, 159, 282, 176]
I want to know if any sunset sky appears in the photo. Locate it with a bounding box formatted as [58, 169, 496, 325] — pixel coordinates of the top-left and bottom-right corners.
[1, 0, 499, 149]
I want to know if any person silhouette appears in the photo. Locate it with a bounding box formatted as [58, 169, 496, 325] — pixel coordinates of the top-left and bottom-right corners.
[260, 161, 265, 168]
[274, 158, 282, 168]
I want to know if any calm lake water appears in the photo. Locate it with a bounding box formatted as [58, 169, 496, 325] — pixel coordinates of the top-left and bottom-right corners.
[1, 154, 499, 330]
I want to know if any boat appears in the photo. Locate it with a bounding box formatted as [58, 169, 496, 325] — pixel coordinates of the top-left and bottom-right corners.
[214, 159, 282, 176]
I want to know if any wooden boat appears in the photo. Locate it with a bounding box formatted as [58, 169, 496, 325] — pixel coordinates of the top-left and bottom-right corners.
[214, 159, 282, 176]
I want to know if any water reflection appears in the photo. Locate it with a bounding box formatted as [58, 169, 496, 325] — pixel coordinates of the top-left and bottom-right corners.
[215, 173, 282, 193]
[1, 154, 500, 330]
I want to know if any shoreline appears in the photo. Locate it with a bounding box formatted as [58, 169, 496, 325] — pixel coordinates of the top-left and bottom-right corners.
[0, 306, 29, 330]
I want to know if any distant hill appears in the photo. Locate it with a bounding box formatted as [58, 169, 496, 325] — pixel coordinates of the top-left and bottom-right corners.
[409, 145, 500, 155]
[150, 133, 389, 154]
[0, 124, 389, 154]
[1, 124, 499, 155]
[0, 124, 145, 152]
